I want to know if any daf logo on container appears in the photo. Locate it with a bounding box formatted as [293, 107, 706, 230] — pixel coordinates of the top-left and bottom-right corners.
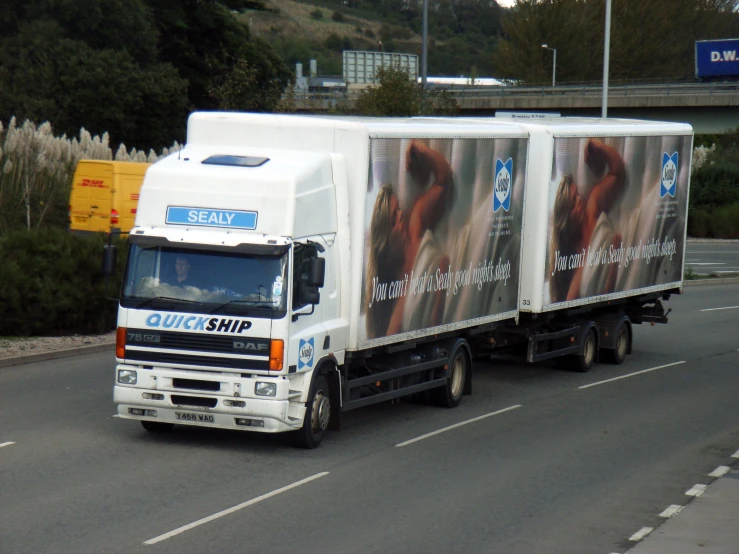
[660, 152, 678, 198]
[494, 158, 513, 212]
[145, 313, 252, 333]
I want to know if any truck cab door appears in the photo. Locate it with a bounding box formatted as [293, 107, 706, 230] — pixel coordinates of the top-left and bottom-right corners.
[288, 242, 328, 375]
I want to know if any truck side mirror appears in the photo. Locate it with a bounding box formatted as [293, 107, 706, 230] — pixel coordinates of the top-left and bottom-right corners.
[299, 282, 321, 305]
[103, 244, 118, 276]
[308, 257, 326, 287]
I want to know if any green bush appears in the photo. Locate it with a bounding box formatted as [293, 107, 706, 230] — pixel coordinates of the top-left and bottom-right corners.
[0, 228, 127, 336]
[332, 11, 345, 22]
[687, 208, 711, 238]
[310, 9, 324, 20]
[709, 203, 739, 239]
[690, 162, 739, 210]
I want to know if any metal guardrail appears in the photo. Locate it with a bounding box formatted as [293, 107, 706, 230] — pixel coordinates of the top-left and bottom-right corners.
[293, 81, 739, 101]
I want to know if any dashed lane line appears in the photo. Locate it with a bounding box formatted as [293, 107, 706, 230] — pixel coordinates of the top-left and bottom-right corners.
[395, 405, 522, 448]
[685, 484, 708, 497]
[144, 472, 329, 545]
[578, 361, 686, 390]
[629, 527, 654, 541]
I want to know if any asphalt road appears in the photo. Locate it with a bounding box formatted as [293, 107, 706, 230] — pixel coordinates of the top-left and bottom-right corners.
[1, 283, 738, 554]
[685, 241, 739, 275]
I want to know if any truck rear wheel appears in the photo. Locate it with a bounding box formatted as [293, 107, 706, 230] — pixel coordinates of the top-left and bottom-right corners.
[605, 322, 629, 365]
[572, 327, 597, 373]
[141, 421, 174, 433]
[293, 374, 331, 449]
[432, 347, 468, 408]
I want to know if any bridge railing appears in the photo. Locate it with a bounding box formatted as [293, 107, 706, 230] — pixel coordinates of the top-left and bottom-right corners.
[291, 81, 739, 101]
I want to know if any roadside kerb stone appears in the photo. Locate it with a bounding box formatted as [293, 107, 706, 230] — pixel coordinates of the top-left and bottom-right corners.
[0, 342, 115, 370]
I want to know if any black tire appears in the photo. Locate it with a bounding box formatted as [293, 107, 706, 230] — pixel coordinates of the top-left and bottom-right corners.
[293, 374, 331, 449]
[141, 420, 174, 433]
[570, 327, 597, 373]
[432, 346, 468, 408]
[605, 322, 629, 365]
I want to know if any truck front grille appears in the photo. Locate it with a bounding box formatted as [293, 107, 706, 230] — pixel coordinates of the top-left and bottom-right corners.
[125, 350, 269, 370]
[171, 395, 218, 408]
[172, 378, 220, 391]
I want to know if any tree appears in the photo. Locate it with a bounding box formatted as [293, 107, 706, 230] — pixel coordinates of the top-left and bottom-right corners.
[493, 0, 739, 84]
[354, 65, 458, 116]
[146, 0, 292, 112]
[0, 19, 189, 150]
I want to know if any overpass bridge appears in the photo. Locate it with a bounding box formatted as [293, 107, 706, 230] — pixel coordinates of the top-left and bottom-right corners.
[294, 81, 739, 134]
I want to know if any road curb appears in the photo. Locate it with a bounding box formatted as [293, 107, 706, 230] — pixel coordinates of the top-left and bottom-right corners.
[684, 277, 739, 286]
[687, 238, 739, 244]
[0, 342, 115, 370]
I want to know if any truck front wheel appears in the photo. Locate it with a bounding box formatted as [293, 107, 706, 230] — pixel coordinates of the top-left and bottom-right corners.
[293, 374, 331, 449]
[432, 347, 468, 408]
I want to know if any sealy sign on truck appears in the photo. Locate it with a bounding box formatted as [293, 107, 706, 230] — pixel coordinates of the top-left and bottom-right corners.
[695, 38, 739, 79]
[105, 113, 692, 448]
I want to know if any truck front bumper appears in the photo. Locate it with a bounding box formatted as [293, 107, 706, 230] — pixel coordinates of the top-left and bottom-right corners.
[114, 385, 305, 434]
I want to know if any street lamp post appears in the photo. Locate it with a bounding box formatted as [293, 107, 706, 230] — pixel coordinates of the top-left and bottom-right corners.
[602, 0, 612, 118]
[541, 44, 557, 88]
[422, 0, 428, 101]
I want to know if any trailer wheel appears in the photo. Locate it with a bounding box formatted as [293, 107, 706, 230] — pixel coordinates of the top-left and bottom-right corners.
[432, 346, 468, 408]
[571, 327, 597, 373]
[605, 322, 629, 365]
[293, 374, 331, 449]
[141, 421, 174, 433]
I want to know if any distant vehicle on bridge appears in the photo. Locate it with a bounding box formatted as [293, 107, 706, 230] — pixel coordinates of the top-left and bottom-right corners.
[418, 76, 509, 88]
[695, 39, 739, 81]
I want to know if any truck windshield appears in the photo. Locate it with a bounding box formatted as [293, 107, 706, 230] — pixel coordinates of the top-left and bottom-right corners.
[121, 244, 288, 318]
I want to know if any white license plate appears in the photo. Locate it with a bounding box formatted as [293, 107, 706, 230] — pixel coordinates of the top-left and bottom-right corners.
[175, 412, 215, 423]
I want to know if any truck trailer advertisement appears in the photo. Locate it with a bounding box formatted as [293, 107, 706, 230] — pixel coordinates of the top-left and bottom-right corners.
[361, 137, 527, 342]
[544, 134, 692, 307]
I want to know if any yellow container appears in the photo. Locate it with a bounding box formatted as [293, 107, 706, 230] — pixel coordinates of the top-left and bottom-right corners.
[68, 160, 150, 233]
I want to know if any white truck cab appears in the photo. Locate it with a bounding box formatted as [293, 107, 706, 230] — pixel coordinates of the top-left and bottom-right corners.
[112, 144, 347, 447]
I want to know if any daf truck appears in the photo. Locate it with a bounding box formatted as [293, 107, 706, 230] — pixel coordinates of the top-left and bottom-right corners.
[105, 113, 692, 448]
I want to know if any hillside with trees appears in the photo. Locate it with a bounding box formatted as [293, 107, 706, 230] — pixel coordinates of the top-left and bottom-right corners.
[248, 0, 739, 85]
[0, 0, 292, 151]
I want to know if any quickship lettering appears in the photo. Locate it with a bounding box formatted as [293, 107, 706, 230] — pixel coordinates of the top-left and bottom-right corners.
[145, 314, 252, 333]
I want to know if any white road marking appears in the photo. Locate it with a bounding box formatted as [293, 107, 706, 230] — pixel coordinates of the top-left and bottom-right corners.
[144, 472, 329, 545]
[0, 442, 15, 449]
[685, 484, 708, 497]
[629, 527, 654, 541]
[700, 305, 739, 312]
[395, 405, 522, 448]
[732, 449, 739, 459]
[709, 465, 731, 478]
[659, 504, 684, 518]
[578, 361, 686, 390]
[687, 262, 726, 265]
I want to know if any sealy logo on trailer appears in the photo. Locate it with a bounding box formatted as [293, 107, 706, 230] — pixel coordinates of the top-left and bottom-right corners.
[660, 152, 678, 198]
[494, 158, 513, 212]
[145, 313, 252, 333]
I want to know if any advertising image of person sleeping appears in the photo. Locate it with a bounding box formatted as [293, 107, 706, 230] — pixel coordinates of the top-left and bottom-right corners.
[360, 137, 527, 343]
[545, 134, 691, 306]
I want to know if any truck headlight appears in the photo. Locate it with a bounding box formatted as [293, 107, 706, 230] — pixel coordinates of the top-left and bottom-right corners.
[118, 369, 138, 385]
[255, 381, 277, 397]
